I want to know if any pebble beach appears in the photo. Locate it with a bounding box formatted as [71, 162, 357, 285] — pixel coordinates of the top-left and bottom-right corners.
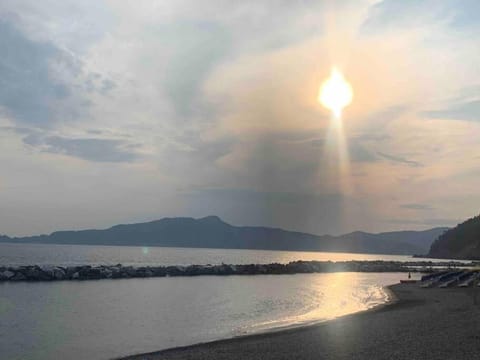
[122, 283, 480, 360]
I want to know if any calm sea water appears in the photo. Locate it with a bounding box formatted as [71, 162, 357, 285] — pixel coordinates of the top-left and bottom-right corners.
[0, 242, 445, 266]
[0, 272, 418, 360]
[0, 244, 426, 360]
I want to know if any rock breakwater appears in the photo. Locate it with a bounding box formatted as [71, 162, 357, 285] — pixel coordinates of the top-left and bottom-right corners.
[0, 260, 473, 282]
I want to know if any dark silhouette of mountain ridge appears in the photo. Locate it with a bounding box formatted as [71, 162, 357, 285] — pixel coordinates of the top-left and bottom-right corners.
[0, 216, 448, 255]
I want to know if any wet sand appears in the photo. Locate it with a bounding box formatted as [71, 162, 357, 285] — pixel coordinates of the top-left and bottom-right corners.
[121, 283, 480, 360]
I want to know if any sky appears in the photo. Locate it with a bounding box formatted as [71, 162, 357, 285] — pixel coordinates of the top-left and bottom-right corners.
[1, 0, 480, 236]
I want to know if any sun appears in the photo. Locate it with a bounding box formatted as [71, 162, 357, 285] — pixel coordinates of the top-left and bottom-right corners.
[318, 68, 353, 118]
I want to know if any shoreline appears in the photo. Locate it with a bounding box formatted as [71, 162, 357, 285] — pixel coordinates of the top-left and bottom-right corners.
[119, 283, 399, 359]
[120, 283, 480, 360]
[224, 282, 397, 341]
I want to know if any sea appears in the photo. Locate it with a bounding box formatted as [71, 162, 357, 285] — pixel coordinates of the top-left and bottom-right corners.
[0, 243, 429, 360]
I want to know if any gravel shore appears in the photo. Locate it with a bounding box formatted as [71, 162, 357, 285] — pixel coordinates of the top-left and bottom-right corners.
[121, 283, 480, 360]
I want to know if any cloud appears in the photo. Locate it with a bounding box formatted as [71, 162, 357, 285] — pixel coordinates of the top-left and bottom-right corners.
[158, 21, 231, 116]
[0, 0, 113, 52]
[361, 0, 480, 34]
[157, 131, 234, 184]
[349, 142, 378, 163]
[1, 0, 480, 236]
[377, 152, 422, 167]
[0, 2, 119, 130]
[358, 105, 409, 132]
[0, 19, 72, 126]
[400, 203, 433, 211]
[312, 138, 378, 163]
[423, 100, 480, 122]
[22, 133, 140, 163]
[100, 78, 116, 95]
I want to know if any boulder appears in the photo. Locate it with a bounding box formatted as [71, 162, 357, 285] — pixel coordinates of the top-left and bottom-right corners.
[151, 267, 166, 277]
[111, 267, 123, 279]
[123, 266, 137, 277]
[25, 266, 46, 281]
[165, 266, 186, 276]
[0, 270, 15, 280]
[102, 268, 113, 279]
[11, 272, 27, 281]
[52, 267, 66, 280]
[85, 267, 103, 279]
[39, 265, 56, 279]
[65, 267, 80, 279]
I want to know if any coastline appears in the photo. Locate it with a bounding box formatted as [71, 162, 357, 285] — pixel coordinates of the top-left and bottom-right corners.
[120, 283, 480, 360]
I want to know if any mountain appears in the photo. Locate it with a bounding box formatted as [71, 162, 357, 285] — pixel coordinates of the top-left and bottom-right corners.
[428, 215, 480, 259]
[0, 216, 448, 255]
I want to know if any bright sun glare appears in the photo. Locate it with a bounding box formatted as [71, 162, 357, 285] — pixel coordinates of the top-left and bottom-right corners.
[318, 68, 353, 118]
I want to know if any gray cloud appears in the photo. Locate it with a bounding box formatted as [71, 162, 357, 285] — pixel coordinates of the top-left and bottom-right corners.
[0, 19, 72, 126]
[377, 151, 422, 167]
[22, 133, 140, 163]
[0, 12, 116, 128]
[400, 203, 433, 211]
[46, 137, 138, 163]
[349, 142, 378, 163]
[423, 100, 480, 122]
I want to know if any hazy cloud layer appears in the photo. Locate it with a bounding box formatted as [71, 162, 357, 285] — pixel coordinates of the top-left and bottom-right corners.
[1, 0, 480, 236]
[424, 100, 480, 122]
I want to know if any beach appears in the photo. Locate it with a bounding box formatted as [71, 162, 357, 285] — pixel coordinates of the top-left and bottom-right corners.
[122, 283, 480, 360]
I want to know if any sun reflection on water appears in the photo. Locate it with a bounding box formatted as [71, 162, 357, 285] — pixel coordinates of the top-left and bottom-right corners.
[242, 273, 390, 334]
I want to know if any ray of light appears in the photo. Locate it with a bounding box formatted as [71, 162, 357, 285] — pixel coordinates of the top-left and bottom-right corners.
[322, 114, 352, 195]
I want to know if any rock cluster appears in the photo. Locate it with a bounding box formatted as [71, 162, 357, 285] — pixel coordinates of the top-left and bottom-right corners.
[0, 260, 471, 282]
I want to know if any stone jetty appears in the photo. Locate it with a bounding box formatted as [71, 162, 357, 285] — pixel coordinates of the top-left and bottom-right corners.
[0, 260, 474, 282]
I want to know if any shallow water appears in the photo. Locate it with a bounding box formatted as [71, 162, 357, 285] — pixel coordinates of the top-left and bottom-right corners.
[0, 242, 451, 267]
[0, 272, 420, 360]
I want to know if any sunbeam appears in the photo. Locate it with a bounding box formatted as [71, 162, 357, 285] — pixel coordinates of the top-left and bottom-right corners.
[322, 114, 352, 195]
[318, 67, 353, 195]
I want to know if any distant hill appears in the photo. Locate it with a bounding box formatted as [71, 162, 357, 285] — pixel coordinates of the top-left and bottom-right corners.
[428, 215, 480, 259]
[0, 216, 448, 255]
